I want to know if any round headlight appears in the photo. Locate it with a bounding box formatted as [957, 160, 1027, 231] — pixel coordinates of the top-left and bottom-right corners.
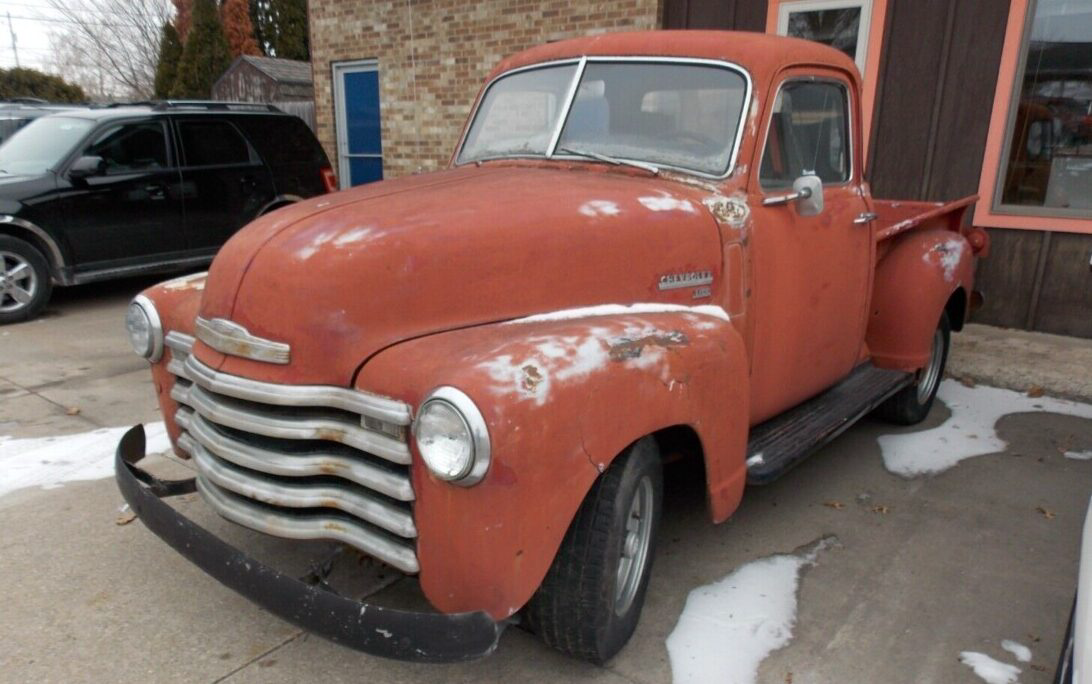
[413, 387, 491, 485]
[125, 295, 163, 361]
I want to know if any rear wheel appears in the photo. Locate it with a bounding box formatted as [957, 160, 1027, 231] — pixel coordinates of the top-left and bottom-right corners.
[0, 236, 52, 324]
[522, 437, 663, 664]
[876, 311, 950, 425]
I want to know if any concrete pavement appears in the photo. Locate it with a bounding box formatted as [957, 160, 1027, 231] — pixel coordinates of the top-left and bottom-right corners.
[1, 276, 1090, 683]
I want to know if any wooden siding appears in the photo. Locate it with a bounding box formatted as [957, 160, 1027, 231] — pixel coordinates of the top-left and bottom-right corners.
[663, 0, 1092, 338]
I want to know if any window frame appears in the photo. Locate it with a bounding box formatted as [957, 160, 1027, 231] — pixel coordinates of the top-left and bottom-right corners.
[766, 0, 888, 163]
[81, 119, 172, 176]
[454, 56, 755, 180]
[756, 75, 857, 193]
[974, 0, 1092, 234]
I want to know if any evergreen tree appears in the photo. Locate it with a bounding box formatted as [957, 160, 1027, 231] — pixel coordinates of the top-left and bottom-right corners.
[270, 0, 308, 61]
[221, 0, 261, 57]
[170, 0, 232, 98]
[153, 22, 183, 99]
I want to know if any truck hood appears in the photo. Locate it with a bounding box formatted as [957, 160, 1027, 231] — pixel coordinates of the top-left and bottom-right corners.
[197, 165, 726, 385]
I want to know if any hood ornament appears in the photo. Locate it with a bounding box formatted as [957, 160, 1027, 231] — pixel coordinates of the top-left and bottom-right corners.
[195, 317, 291, 364]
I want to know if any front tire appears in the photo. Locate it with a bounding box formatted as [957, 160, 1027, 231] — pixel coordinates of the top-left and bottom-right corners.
[522, 437, 663, 664]
[876, 311, 950, 425]
[0, 236, 52, 324]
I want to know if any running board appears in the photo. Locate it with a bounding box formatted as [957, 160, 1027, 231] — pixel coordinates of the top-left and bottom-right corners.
[745, 364, 913, 485]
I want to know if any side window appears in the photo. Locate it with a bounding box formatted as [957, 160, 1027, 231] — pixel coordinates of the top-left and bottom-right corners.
[86, 121, 168, 174]
[760, 81, 850, 189]
[177, 120, 252, 166]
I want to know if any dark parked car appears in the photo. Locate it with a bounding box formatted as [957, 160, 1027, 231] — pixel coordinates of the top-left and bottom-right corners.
[0, 101, 335, 323]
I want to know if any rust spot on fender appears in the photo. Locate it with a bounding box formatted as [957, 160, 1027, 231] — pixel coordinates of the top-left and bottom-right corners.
[608, 331, 689, 361]
[520, 364, 544, 391]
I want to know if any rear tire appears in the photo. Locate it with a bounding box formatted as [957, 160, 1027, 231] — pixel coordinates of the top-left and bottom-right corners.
[0, 236, 52, 324]
[522, 437, 663, 664]
[876, 311, 950, 425]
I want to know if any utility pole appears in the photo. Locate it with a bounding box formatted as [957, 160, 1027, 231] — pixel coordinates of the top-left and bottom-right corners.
[6, 12, 18, 68]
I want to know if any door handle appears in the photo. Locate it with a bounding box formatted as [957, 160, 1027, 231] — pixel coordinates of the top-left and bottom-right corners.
[854, 212, 878, 224]
[144, 184, 166, 200]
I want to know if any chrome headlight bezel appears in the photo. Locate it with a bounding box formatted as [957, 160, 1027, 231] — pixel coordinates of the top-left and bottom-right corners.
[413, 386, 491, 486]
[126, 294, 164, 362]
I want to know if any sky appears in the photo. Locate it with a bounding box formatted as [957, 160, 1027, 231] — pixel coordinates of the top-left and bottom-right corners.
[1, 0, 64, 72]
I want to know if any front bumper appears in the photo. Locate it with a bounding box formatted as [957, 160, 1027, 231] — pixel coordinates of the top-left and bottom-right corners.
[115, 424, 503, 663]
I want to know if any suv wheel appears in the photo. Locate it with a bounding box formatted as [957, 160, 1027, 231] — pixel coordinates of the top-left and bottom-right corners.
[522, 437, 663, 664]
[0, 236, 52, 324]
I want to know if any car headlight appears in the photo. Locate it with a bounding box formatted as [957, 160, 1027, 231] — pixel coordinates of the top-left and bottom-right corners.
[413, 386, 490, 485]
[125, 294, 163, 362]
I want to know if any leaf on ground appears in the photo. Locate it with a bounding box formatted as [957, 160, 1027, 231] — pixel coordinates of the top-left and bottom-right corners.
[959, 376, 976, 388]
[1031, 664, 1048, 672]
[115, 511, 137, 526]
[870, 505, 890, 514]
[1026, 385, 1045, 398]
[66, 406, 81, 415]
[1036, 506, 1056, 520]
[823, 500, 845, 510]
[785, 673, 794, 684]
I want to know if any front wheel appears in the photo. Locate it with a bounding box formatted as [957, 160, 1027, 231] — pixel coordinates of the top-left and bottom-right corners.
[876, 311, 950, 425]
[522, 437, 663, 664]
[0, 236, 52, 324]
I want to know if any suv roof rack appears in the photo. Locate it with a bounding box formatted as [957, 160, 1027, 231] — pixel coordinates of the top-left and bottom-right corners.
[154, 100, 282, 112]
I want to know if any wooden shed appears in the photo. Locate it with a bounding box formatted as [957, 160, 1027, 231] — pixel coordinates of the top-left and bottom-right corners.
[211, 56, 314, 102]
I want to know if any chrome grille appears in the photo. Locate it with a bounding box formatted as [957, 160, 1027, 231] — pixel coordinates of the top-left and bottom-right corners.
[164, 332, 419, 573]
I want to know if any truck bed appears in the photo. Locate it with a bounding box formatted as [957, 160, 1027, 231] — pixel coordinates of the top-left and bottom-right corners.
[872, 196, 978, 242]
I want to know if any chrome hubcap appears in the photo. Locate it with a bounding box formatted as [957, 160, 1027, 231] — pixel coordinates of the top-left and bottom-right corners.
[916, 327, 945, 404]
[0, 251, 37, 313]
[615, 476, 654, 616]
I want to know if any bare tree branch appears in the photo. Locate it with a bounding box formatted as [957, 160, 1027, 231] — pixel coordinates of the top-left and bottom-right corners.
[45, 0, 172, 99]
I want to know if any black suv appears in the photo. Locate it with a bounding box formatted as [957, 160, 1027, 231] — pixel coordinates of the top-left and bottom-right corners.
[0, 101, 335, 323]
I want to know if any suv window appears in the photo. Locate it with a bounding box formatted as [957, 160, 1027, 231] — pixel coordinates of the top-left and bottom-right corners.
[178, 120, 251, 166]
[760, 81, 850, 188]
[86, 121, 169, 174]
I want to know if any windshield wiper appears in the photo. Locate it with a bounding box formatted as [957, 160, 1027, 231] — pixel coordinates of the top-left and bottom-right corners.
[554, 146, 659, 175]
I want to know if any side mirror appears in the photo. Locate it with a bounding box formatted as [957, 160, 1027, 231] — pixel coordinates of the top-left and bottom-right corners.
[793, 174, 824, 216]
[761, 174, 825, 216]
[69, 155, 105, 179]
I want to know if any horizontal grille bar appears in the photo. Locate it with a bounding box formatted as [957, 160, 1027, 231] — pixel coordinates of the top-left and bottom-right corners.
[174, 408, 414, 502]
[181, 433, 416, 538]
[171, 381, 410, 465]
[196, 476, 419, 574]
[176, 348, 410, 426]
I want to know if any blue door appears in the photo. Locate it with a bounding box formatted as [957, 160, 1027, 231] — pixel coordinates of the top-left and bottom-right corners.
[334, 62, 383, 188]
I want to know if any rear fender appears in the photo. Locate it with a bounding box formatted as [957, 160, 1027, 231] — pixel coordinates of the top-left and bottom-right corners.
[356, 309, 750, 619]
[867, 228, 973, 370]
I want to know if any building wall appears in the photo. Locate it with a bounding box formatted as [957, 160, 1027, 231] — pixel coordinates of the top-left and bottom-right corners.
[308, 0, 662, 179]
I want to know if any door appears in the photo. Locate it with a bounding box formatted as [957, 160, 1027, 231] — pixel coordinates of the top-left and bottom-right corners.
[747, 72, 874, 423]
[333, 60, 384, 188]
[61, 119, 186, 267]
[175, 117, 275, 251]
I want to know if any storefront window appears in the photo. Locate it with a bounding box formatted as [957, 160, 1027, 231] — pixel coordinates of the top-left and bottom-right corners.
[998, 0, 1092, 214]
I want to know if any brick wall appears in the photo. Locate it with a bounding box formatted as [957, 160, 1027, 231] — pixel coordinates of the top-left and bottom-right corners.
[309, 0, 663, 180]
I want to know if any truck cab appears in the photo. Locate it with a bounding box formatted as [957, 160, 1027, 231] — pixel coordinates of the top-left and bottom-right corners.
[116, 31, 988, 664]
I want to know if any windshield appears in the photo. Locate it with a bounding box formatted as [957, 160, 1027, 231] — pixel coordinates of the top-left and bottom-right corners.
[0, 116, 94, 175]
[458, 60, 749, 176]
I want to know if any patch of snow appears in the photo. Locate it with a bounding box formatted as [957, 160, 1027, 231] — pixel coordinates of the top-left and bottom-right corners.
[746, 453, 764, 468]
[578, 200, 621, 217]
[666, 537, 836, 684]
[959, 651, 1021, 684]
[1001, 639, 1031, 663]
[504, 303, 730, 325]
[0, 423, 170, 499]
[1065, 450, 1092, 461]
[922, 238, 965, 283]
[878, 380, 1092, 477]
[639, 193, 697, 213]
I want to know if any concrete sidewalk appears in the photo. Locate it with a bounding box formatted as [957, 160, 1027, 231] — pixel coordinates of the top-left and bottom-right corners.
[948, 323, 1092, 403]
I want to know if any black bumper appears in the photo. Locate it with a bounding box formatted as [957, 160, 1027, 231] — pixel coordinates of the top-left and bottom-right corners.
[115, 425, 503, 663]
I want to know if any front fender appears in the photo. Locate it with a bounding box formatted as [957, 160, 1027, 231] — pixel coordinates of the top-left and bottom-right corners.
[355, 309, 750, 620]
[867, 228, 973, 370]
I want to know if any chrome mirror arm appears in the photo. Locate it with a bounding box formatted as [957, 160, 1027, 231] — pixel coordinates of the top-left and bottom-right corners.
[762, 186, 812, 207]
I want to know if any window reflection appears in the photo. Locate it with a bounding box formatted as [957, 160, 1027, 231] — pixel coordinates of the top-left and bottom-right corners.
[1000, 0, 1092, 211]
[786, 8, 862, 63]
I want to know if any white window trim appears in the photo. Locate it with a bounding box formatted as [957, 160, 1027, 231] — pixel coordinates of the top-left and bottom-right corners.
[331, 59, 382, 190]
[775, 0, 874, 75]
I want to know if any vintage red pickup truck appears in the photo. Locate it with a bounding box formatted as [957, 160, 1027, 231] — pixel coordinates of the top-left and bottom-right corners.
[115, 31, 989, 663]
